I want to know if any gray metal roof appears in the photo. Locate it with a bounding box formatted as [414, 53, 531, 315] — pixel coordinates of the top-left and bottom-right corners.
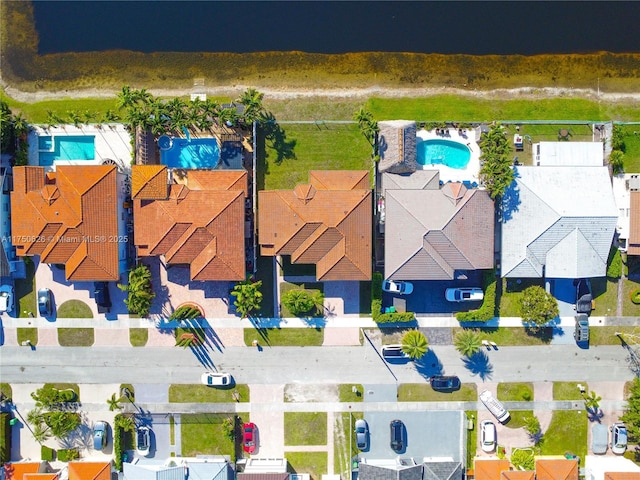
[500, 166, 618, 278]
[383, 172, 495, 281]
[378, 121, 418, 174]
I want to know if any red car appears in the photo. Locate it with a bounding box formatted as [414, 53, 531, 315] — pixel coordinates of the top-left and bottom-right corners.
[243, 422, 257, 453]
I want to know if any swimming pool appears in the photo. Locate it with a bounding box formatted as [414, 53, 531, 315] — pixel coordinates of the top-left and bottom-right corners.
[161, 137, 220, 169]
[38, 135, 96, 166]
[417, 139, 471, 169]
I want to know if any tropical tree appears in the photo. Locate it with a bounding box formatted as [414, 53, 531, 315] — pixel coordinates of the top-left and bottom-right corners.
[106, 393, 123, 411]
[281, 289, 324, 316]
[118, 264, 156, 317]
[31, 422, 52, 444]
[231, 278, 263, 318]
[44, 411, 81, 438]
[523, 415, 543, 444]
[454, 330, 483, 357]
[104, 109, 120, 122]
[401, 330, 429, 360]
[116, 85, 135, 110]
[510, 448, 535, 471]
[520, 285, 559, 331]
[67, 110, 82, 128]
[621, 377, 640, 444]
[609, 149, 625, 173]
[12, 113, 29, 139]
[584, 390, 602, 411]
[218, 106, 239, 127]
[353, 107, 379, 153]
[237, 88, 265, 125]
[479, 123, 514, 199]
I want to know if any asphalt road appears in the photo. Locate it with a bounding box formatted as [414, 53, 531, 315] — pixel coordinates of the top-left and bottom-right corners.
[0, 343, 635, 385]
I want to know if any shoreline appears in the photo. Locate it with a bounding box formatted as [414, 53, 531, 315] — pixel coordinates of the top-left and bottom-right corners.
[3, 80, 640, 104]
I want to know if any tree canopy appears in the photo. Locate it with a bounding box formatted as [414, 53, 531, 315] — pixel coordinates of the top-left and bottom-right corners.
[401, 330, 429, 359]
[520, 285, 559, 329]
[622, 378, 640, 446]
[478, 124, 514, 199]
[231, 278, 263, 318]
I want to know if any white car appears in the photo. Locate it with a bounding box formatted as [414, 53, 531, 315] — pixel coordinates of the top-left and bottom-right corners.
[0, 285, 14, 314]
[610, 423, 628, 455]
[381, 344, 410, 361]
[382, 280, 414, 295]
[480, 420, 496, 452]
[201, 372, 233, 386]
[445, 287, 483, 302]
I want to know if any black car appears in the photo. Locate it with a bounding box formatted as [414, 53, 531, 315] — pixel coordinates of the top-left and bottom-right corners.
[94, 282, 112, 313]
[576, 279, 593, 314]
[574, 314, 590, 344]
[430, 375, 462, 392]
[390, 419, 404, 453]
[37, 288, 53, 317]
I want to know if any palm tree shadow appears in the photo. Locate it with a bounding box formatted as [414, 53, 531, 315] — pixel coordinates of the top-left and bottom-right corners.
[462, 351, 493, 381]
[414, 350, 444, 379]
[587, 407, 605, 423]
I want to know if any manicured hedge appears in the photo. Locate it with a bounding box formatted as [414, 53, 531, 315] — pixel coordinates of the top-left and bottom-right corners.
[371, 272, 416, 324]
[0, 413, 11, 464]
[631, 289, 640, 305]
[456, 273, 497, 322]
[57, 448, 78, 462]
[41, 445, 55, 461]
[607, 246, 622, 278]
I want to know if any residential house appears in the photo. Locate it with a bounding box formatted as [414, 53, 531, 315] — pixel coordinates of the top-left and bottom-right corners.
[473, 459, 510, 480]
[67, 461, 112, 480]
[258, 171, 372, 281]
[2, 461, 53, 479]
[500, 166, 617, 278]
[132, 166, 248, 281]
[382, 170, 494, 281]
[500, 471, 535, 480]
[10, 165, 120, 281]
[532, 141, 603, 167]
[123, 456, 232, 480]
[377, 121, 418, 174]
[535, 459, 579, 480]
[585, 455, 640, 480]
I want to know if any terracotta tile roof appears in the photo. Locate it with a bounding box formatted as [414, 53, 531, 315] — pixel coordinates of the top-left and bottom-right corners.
[3, 463, 43, 479]
[258, 170, 371, 281]
[134, 170, 247, 281]
[474, 459, 510, 480]
[24, 474, 58, 479]
[605, 474, 640, 479]
[502, 471, 535, 480]
[535, 459, 579, 480]
[628, 191, 640, 255]
[68, 462, 111, 480]
[11, 166, 119, 281]
[131, 165, 168, 199]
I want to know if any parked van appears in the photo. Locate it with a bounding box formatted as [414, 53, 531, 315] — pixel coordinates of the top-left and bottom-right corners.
[592, 423, 608, 454]
[479, 390, 511, 424]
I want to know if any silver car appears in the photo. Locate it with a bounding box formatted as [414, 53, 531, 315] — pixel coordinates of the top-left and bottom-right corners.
[354, 419, 369, 450]
[610, 423, 627, 455]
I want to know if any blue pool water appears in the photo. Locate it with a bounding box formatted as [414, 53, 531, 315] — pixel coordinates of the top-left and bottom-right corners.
[417, 139, 471, 169]
[161, 138, 220, 169]
[38, 135, 96, 166]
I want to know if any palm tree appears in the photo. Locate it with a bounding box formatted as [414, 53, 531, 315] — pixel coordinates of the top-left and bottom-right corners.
[67, 110, 82, 128]
[454, 330, 483, 357]
[118, 265, 156, 317]
[401, 330, 429, 360]
[106, 393, 123, 411]
[584, 390, 602, 410]
[231, 278, 263, 318]
[12, 113, 29, 138]
[218, 106, 239, 127]
[116, 85, 135, 110]
[104, 109, 120, 122]
[237, 88, 265, 124]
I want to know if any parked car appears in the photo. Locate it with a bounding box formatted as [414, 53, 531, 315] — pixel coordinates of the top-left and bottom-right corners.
[243, 422, 257, 454]
[480, 420, 496, 453]
[136, 425, 151, 457]
[355, 418, 369, 450]
[37, 288, 53, 317]
[201, 372, 233, 386]
[610, 423, 628, 455]
[479, 390, 510, 423]
[381, 344, 410, 361]
[382, 280, 414, 295]
[445, 287, 484, 302]
[576, 279, 593, 314]
[592, 423, 608, 454]
[430, 375, 461, 392]
[93, 282, 112, 313]
[574, 314, 589, 344]
[390, 419, 404, 453]
[92, 421, 109, 451]
[0, 285, 14, 314]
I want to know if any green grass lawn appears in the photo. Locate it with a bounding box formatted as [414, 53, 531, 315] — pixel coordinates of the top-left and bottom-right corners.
[129, 328, 148, 347]
[553, 382, 587, 400]
[57, 328, 94, 346]
[620, 125, 640, 173]
[243, 327, 324, 346]
[169, 384, 250, 403]
[180, 413, 236, 457]
[259, 123, 371, 191]
[279, 282, 324, 317]
[287, 451, 327, 480]
[398, 383, 477, 402]
[15, 260, 36, 318]
[452, 327, 553, 346]
[334, 412, 363, 478]
[466, 411, 477, 466]
[45, 383, 80, 401]
[590, 326, 640, 345]
[57, 300, 93, 318]
[17, 328, 38, 346]
[284, 412, 327, 446]
[623, 278, 640, 316]
[591, 278, 619, 316]
[338, 384, 365, 403]
[539, 410, 587, 463]
[504, 410, 534, 429]
[498, 278, 545, 317]
[497, 382, 534, 402]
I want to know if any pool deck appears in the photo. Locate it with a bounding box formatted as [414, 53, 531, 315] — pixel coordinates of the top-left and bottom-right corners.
[29, 125, 133, 172]
[416, 128, 481, 183]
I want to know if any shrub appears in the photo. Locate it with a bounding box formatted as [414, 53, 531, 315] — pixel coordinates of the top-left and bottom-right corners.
[281, 289, 324, 316]
[612, 125, 626, 153]
[510, 448, 535, 471]
[520, 285, 559, 329]
[57, 448, 79, 462]
[222, 416, 235, 441]
[609, 149, 625, 174]
[114, 414, 135, 471]
[371, 272, 416, 324]
[607, 246, 622, 278]
[169, 305, 203, 321]
[456, 274, 497, 322]
[0, 413, 11, 464]
[41, 445, 55, 461]
[631, 289, 640, 305]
